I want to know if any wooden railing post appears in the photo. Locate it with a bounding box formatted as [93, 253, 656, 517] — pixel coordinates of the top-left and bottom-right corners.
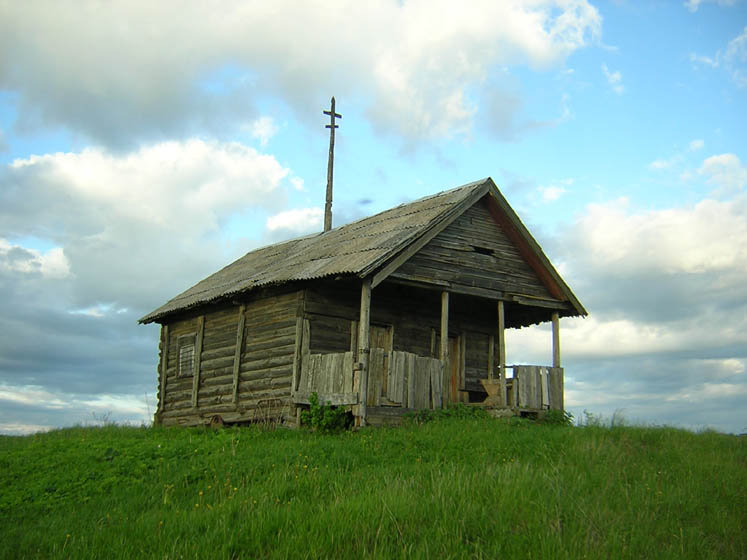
[357, 278, 372, 425]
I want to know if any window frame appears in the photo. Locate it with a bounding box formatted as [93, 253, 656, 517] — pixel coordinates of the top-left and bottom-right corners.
[177, 333, 196, 377]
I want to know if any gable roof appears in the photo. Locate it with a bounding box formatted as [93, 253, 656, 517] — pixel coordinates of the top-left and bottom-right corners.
[139, 178, 586, 324]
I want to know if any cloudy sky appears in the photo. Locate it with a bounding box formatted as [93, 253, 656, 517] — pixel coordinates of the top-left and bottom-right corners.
[1, 0, 745, 435]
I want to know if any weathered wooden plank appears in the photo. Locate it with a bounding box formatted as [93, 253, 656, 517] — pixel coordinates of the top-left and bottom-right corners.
[515, 366, 544, 409]
[291, 315, 304, 392]
[242, 333, 297, 354]
[191, 316, 205, 408]
[231, 305, 246, 404]
[430, 359, 443, 409]
[388, 351, 405, 404]
[239, 364, 293, 384]
[412, 356, 430, 409]
[367, 348, 387, 406]
[198, 354, 236, 372]
[541, 367, 549, 409]
[343, 351, 354, 394]
[548, 367, 563, 411]
[406, 352, 416, 408]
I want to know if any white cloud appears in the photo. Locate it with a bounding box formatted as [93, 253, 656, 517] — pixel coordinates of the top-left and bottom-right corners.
[689, 139, 705, 151]
[290, 177, 305, 192]
[570, 196, 747, 275]
[602, 63, 624, 94]
[0, 385, 68, 409]
[698, 153, 747, 195]
[266, 207, 323, 234]
[724, 26, 747, 87]
[246, 116, 279, 146]
[684, 0, 737, 13]
[0, 1, 601, 145]
[689, 52, 719, 67]
[689, 26, 747, 87]
[0, 239, 71, 278]
[7, 139, 288, 235]
[649, 158, 674, 170]
[539, 185, 567, 202]
[0, 139, 293, 309]
[0, 423, 54, 436]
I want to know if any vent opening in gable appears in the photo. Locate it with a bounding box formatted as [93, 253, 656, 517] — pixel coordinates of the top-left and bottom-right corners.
[472, 246, 494, 256]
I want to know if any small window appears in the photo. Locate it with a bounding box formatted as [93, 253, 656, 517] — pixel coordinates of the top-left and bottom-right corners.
[178, 335, 196, 377]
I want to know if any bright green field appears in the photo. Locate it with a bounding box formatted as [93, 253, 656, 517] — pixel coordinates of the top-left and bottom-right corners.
[1, 418, 744, 559]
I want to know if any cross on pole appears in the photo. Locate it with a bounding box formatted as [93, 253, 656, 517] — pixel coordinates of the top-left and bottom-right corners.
[323, 96, 341, 232]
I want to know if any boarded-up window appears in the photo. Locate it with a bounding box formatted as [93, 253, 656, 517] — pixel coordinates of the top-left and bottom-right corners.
[178, 335, 196, 377]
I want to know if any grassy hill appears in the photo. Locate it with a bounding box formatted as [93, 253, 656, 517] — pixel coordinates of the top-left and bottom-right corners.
[1, 415, 744, 559]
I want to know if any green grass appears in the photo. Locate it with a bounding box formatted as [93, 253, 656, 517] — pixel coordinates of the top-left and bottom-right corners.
[1, 418, 745, 559]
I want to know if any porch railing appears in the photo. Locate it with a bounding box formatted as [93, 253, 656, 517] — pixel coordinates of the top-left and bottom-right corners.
[481, 365, 563, 411]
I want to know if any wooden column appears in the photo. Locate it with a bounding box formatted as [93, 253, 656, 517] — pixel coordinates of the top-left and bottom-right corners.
[498, 300, 506, 406]
[497, 301, 506, 370]
[487, 336, 494, 381]
[191, 315, 205, 409]
[440, 291, 449, 407]
[231, 305, 246, 404]
[157, 325, 169, 419]
[357, 278, 372, 425]
[552, 312, 560, 368]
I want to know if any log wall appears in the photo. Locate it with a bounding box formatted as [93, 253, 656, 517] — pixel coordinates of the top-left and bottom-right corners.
[156, 289, 300, 427]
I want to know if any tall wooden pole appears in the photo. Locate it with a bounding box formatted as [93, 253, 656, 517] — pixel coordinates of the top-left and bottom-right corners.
[323, 97, 341, 232]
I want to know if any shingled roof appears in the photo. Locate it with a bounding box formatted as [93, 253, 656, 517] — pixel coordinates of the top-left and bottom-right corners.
[139, 178, 586, 324]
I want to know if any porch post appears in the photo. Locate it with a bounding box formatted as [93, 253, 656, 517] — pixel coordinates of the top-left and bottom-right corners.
[552, 312, 560, 368]
[357, 278, 372, 425]
[440, 291, 449, 407]
[497, 300, 506, 406]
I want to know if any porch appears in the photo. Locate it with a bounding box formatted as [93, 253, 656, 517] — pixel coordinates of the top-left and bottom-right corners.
[292, 347, 564, 424]
[289, 277, 569, 426]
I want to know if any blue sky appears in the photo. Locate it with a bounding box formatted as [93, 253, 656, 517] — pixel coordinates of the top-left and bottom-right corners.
[0, 0, 745, 434]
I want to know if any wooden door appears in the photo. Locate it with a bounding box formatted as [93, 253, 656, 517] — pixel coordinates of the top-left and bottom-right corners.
[370, 325, 390, 350]
[367, 325, 392, 406]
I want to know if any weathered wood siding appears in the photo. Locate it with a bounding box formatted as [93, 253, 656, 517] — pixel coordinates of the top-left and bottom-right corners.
[392, 198, 554, 300]
[157, 289, 299, 426]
